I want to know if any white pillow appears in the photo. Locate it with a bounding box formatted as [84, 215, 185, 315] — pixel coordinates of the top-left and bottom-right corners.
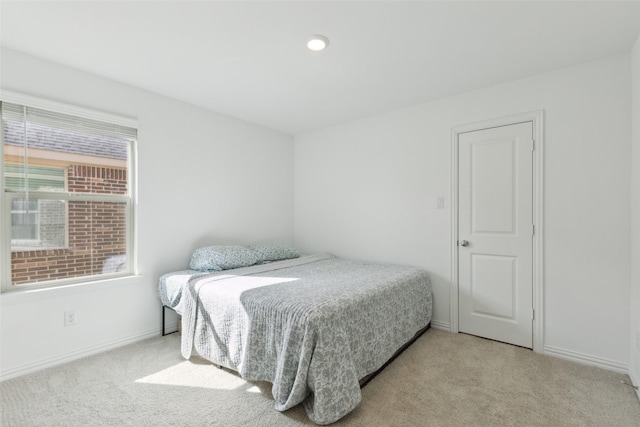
[189, 245, 258, 271]
[248, 243, 300, 263]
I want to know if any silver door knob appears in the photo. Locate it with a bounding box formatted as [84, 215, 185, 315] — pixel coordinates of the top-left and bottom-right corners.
[460, 240, 469, 247]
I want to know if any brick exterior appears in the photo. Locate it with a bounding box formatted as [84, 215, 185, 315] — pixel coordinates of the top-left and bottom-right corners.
[11, 165, 128, 285]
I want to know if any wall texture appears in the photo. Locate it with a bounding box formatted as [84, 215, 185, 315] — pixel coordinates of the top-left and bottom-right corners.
[0, 48, 295, 380]
[294, 54, 632, 370]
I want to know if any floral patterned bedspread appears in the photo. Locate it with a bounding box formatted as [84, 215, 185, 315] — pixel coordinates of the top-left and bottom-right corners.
[180, 254, 432, 425]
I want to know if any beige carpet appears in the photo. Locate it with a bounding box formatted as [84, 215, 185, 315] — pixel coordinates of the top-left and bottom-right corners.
[2, 329, 639, 426]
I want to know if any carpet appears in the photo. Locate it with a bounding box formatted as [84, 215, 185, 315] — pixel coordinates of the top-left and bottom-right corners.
[2, 329, 639, 426]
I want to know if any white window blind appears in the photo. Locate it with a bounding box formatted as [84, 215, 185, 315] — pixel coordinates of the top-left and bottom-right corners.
[1, 98, 137, 291]
[2, 102, 137, 140]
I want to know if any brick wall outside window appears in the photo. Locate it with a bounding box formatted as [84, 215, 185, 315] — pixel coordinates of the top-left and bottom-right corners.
[11, 165, 128, 285]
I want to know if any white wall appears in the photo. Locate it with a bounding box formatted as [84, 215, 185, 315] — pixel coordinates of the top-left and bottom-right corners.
[295, 54, 632, 370]
[0, 48, 295, 380]
[630, 32, 640, 390]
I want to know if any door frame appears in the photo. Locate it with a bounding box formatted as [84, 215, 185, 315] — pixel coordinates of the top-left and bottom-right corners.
[450, 111, 544, 353]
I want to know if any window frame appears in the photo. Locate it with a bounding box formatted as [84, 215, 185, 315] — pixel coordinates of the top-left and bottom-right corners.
[1, 91, 138, 292]
[7, 164, 68, 251]
[10, 197, 40, 243]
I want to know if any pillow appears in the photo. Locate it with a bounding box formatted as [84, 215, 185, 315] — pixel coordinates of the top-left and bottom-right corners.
[189, 245, 258, 271]
[248, 243, 300, 264]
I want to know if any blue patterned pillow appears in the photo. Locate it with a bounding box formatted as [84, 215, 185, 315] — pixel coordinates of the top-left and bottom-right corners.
[248, 243, 300, 263]
[189, 245, 258, 271]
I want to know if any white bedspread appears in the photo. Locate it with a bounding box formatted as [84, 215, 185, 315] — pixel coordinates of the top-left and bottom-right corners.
[179, 254, 432, 424]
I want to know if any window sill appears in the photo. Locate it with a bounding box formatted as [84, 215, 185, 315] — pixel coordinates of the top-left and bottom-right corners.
[0, 274, 142, 306]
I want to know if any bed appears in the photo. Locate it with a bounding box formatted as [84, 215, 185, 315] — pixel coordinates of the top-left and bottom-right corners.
[158, 248, 432, 425]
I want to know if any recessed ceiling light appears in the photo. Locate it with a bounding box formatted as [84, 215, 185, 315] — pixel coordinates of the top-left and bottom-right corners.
[307, 34, 329, 51]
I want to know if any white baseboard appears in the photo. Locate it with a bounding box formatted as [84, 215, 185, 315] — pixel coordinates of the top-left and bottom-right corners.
[630, 369, 640, 402]
[543, 345, 628, 374]
[0, 327, 160, 382]
[430, 319, 451, 331]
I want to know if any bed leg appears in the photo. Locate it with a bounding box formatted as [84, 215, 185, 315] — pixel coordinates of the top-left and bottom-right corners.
[162, 305, 181, 336]
[162, 305, 167, 336]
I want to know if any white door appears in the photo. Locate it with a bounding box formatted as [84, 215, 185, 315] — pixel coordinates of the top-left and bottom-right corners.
[458, 121, 533, 348]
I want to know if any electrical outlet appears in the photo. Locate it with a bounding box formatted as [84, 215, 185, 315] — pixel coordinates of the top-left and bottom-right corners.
[64, 310, 77, 326]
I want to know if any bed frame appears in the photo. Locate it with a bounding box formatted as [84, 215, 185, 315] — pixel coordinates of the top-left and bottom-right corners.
[359, 322, 430, 387]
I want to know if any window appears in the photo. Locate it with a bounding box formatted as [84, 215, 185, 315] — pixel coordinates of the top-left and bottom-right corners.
[1, 97, 137, 290]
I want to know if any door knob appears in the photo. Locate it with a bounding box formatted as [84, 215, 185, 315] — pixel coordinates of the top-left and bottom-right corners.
[460, 240, 469, 247]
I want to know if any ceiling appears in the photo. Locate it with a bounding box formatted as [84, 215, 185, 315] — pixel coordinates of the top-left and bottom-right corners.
[2, 1, 640, 135]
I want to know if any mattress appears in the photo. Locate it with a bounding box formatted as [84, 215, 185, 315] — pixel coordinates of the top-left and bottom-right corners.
[158, 269, 208, 315]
